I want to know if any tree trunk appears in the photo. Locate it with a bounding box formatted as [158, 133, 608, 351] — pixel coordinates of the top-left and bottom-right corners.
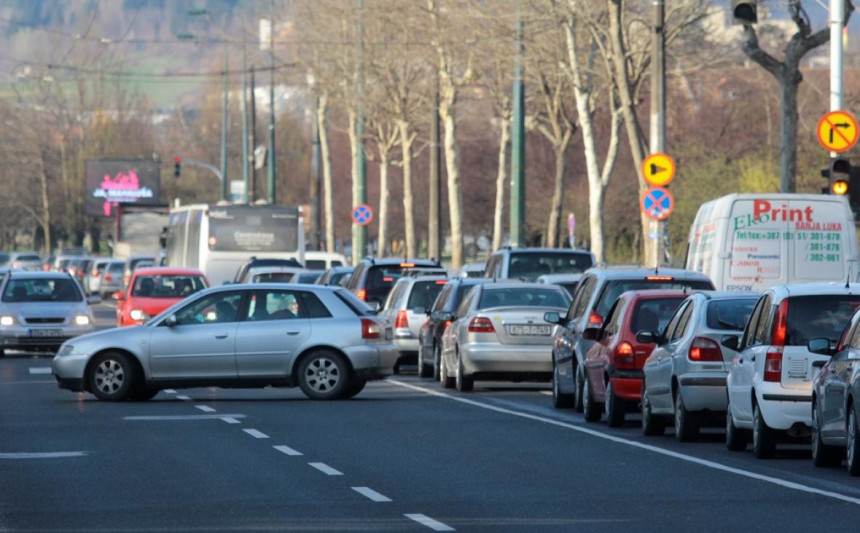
[38, 151, 51, 255]
[377, 150, 390, 257]
[318, 93, 335, 253]
[397, 120, 416, 258]
[492, 116, 510, 252]
[779, 70, 799, 193]
[441, 106, 464, 268]
[348, 109, 361, 263]
[546, 144, 568, 248]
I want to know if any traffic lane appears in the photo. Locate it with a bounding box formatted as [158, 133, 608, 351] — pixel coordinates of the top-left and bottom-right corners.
[166, 380, 860, 531]
[0, 365, 426, 532]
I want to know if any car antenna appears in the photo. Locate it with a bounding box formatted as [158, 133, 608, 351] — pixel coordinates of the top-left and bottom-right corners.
[846, 266, 852, 291]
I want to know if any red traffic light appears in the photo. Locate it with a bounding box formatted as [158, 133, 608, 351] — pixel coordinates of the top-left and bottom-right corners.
[174, 156, 182, 163]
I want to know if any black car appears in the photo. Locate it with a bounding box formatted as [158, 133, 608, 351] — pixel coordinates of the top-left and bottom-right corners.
[417, 277, 493, 378]
[233, 256, 304, 284]
[345, 258, 445, 310]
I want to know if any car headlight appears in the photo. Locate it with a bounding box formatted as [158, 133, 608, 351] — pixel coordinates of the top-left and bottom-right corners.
[0, 316, 15, 326]
[57, 344, 75, 357]
[74, 315, 91, 326]
[129, 309, 150, 322]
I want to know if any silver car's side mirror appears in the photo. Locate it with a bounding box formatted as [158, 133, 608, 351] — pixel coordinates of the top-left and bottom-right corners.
[370, 301, 382, 312]
[164, 314, 177, 327]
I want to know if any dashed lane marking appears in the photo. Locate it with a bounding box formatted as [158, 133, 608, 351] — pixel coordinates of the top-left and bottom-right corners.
[273, 445, 303, 456]
[221, 417, 242, 424]
[0, 452, 87, 459]
[243, 429, 269, 439]
[195, 405, 216, 413]
[309, 462, 343, 476]
[28, 368, 51, 375]
[352, 487, 392, 502]
[175, 395, 192, 401]
[405, 514, 455, 531]
[124, 414, 245, 421]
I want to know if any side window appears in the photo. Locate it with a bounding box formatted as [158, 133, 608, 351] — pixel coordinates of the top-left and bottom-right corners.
[433, 285, 452, 312]
[752, 295, 774, 346]
[670, 303, 694, 343]
[741, 295, 768, 349]
[602, 300, 623, 338]
[299, 291, 332, 319]
[487, 255, 502, 277]
[245, 290, 305, 321]
[570, 276, 596, 320]
[456, 287, 477, 317]
[348, 264, 366, 289]
[385, 283, 405, 311]
[662, 301, 689, 341]
[174, 291, 243, 325]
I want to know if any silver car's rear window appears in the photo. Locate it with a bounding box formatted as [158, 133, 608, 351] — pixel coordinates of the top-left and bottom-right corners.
[407, 281, 447, 311]
[705, 299, 757, 331]
[478, 287, 569, 309]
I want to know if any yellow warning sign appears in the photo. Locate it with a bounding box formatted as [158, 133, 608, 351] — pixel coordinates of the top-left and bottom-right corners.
[642, 153, 675, 187]
[817, 110, 859, 153]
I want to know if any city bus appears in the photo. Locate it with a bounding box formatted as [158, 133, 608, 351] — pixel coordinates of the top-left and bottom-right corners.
[164, 204, 306, 285]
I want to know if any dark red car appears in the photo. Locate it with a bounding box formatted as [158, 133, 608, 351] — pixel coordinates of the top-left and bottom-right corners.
[115, 267, 208, 327]
[582, 289, 688, 426]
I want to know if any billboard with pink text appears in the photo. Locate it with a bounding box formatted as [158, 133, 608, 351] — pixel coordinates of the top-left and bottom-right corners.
[85, 159, 160, 216]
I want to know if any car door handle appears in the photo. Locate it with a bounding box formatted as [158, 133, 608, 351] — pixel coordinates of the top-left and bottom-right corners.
[215, 334, 228, 339]
[286, 331, 300, 336]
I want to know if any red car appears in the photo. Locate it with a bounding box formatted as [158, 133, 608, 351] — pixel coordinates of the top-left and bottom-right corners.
[582, 289, 688, 426]
[115, 267, 209, 327]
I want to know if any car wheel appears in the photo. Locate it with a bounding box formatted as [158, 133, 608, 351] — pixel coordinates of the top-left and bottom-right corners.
[641, 388, 665, 436]
[440, 351, 454, 389]
[128, 386, 160, 401]
[583, 375, 601, 422]
[752, 403, 776, 459]
[297, 350, 350, 400]
[573, 363, 585, 413]
[674, 390, 700, 442]
[418, 349, 432, 378]
[455, 355, 473, 392]
[432, 344, 441, 381]
[605, 380, 626, 427]
[725, 399, 749, 452]
[552, 360, 574, 409]
[344, 377, 367, 399]
[87, 351, 135, 402]
[847, 404, 860, 476]
[812, 400, 842, 467]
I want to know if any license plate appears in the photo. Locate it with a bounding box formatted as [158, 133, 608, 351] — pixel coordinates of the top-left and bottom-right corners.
[29, 329, 62, 338]
[385, 328, 393, 341]
[508, 324, 551, 336]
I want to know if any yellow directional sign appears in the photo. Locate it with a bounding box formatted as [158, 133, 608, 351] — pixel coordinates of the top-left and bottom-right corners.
[817, 110, 859, 153]
[642, 153, 676, 187]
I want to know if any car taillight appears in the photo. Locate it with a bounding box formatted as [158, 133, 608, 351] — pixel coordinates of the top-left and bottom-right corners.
[688, 337, 722, 362]
[614, 341, 635, 368]
[771, 299, 788, 347]
[588, 311, 602, 325]
[395, 310, 408, 329]
[764, 348, 783, 382]
[361, 318, 381, 339]
[104, 273, 113, 282]
[357, 289, 367, 301]
[468, 317, 495, 333]
[443, 319, 452, 331]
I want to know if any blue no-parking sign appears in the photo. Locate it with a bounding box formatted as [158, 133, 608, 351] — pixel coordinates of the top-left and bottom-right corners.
[352, 204, 374, 226]
[640, 187, 674, 221]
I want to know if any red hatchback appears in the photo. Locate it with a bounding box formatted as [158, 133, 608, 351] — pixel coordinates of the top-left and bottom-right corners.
[582, 289, 688, 426]
[115, 267, 209, 327]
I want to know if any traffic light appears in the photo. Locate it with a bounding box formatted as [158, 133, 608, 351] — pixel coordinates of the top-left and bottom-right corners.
[174, 156, 181, 177]
[829, 157, 850, 196]
[731, 1, 757, 25]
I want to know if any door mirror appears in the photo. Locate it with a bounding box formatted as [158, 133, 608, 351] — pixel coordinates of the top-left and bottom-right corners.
[369, 300, 382, 313]
[112, 291, 125, 301]
[163, 314, 177, 327]
[807, 338, 833, 356]
[86, 294, 102, 305]
[582, 326, 601, 341]
[434, 310, 454, 322]
[543, 311, 561, 325]
[636, 331, 657, 344]
[721, 334, 740, 352]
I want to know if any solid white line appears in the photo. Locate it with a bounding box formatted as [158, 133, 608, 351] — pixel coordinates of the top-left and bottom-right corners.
[388, 379, 860, 507]
[175, 395, 192, 401]
[404, 514, 454, 531]
[221, 417, 241, 424]
[352, 486, 392, 502]
[195, 405, 216, 413]
[163, 389, 177, 394]
[0, 451, 87, 459]
[308, 462, 343, 476]
[243, 429, 269, 439]
[28, 368, 51, 375]
[273, 445, 303, 456]
[124, 414, 245, 421]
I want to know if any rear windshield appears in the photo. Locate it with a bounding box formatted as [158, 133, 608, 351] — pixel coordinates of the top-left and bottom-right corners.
[306, 260, 326, 270]
[631, 297, 686, 334]
[508, 251, 594, 281]
[108, 263, 125, 274]
[785, 295, 860, 346]
[132, 275, 207, 298]
[407, 281, 447, 311]
[560, 282, 579, 297]
[366, 265, 444, 291]
[706, 299, 757, 331]
[328, 272, 351, 286]
[3, 278, 82, 302]
[254, 273, 293, 283]
[335, 289, 374, 316]
[478, 287, 570, 310]
[594, 279, 713, 319]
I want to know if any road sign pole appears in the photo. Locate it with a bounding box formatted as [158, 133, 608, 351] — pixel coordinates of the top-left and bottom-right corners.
[509, 2, 526, 249]
[830, 0, 844, 161]
[649, 0, 667, 266]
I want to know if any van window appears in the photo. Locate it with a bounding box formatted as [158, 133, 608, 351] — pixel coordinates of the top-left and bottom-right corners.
[790, 199, 847, 281]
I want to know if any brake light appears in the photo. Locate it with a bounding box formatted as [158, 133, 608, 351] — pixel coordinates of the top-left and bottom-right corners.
[688, 337, 722, 362]
[104, 273, 113, 282]
[400, 262, 415, 268]
[443, 319, 452, 331]
[614, 341, 635, 368]
[468, 317, 495, 333]
[395, 310, 408, 329]
[588, 311, 602, 325]
[361, 318, 381, 339]
[435, 280, 448, 285]
[646, 276, 674, 281]
[771, 299, 788, 347]
[764, 348, 783, 382]
[357, 289, 367, 301]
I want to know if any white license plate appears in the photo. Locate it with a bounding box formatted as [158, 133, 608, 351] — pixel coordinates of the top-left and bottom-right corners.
[29, 329, 62, 338]
[508, 324, 551, 336]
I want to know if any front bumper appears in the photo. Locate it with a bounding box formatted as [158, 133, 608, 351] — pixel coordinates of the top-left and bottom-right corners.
[461, 343, 552, 375]
[1, 325, 94, 352]
[52, 353, 91, 391]
[343, 342, 399, 380]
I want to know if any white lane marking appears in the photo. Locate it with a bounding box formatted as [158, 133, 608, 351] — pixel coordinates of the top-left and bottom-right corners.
[163, 389, 177, 394]
[243, 429, 269, 439]
[0, 451, 87, 459]
[388, 379, 860, 507]
[273, 445, 303, 456]
[404, 514, 454, 531]
[195, 405, 216, 413]
[308, 462, 343, 476]
[221, 417, 241, 424]
[124, 414, 245, 421]
[538, 391, 552, 396]
[352, 487, 392, 502]
[28, 368, 51, 375]
[175, 395, 192, 401]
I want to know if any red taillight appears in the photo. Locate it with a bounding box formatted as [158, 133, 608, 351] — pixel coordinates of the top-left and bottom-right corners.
[588, 311, 602, 325]
[395, 310, 408, 329]
[772, 299, 788, 347]
[104, 273, 113, 282]
[688, 337, 722, 362]
[357, 289, 367, 301]
[361, 318, 381, 339]
[468, 317, 495, 333]
[764, 348, 783, 382]
[443, 319, 452, 331]
[614, 341, 635, 368]
[91, 269, 99, 277]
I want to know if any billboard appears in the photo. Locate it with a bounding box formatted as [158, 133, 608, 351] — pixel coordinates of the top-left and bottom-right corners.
[85, 159, 160, 217]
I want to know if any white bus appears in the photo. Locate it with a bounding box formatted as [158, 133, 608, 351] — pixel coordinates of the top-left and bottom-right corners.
[164, 204, 306, 285]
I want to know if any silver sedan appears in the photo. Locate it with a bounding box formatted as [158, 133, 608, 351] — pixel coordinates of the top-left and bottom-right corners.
[52, 284, 397, 401]
[439, 282, 570, 392]
[640, 292, 757, 441]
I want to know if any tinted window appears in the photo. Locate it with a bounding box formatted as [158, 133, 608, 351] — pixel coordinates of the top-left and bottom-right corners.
[560, 282, 579, 297]
[785, 295, 860, 346]
[432, 285, 454, 312]
[300, 291, 332, 318]
[478, 287, 569, 310]
[632, 297, 685, 335]
[571, 276, 597, 320]
[108, 263, 125, 274]
[670, 304, 695, 342]
[2, 278, 82, 302]
[366, 265, 442, 292]
[602, 300, 623, 337]
[407, 281, 446, 311]
[132, 275, 207, 297]
[706, 299, 757, 331]
[253, 273, 293, 283]
[593, 279, 712, 320]
[306, 260, 326, 270]
[508, 251, 594, 281]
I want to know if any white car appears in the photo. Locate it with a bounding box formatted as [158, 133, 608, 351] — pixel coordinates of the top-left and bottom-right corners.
[724, 283, 860, 458]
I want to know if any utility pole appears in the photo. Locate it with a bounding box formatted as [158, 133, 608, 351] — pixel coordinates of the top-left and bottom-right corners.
[830, 0, 844, 115]
[353, 0, 367, 262]
[250, 65, 257, 204]
[267, 1, 277, 204]
[220, 44, 229, 201]
[428, 73, 441, 260]
[509, 2, 526, 248]
[241, 38, 249, 203]
[309, 73, 321, 250]
[648, 0, 666, 267]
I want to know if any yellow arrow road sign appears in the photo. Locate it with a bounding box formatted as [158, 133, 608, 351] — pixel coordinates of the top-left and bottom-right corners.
[642, 153, 675, 186]
[817, 110, 859, 153]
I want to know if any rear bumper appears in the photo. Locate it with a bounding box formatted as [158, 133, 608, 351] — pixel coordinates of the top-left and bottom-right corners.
[678, 372, 728, 412]
[609, 377, 642, 401]
[461, 343, 552, 375]
[343, 343, 399, 379]
[756, 384, 813, 430]
[393, 337, 420, 354]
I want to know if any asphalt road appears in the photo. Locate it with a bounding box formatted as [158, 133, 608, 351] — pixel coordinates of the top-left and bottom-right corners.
[2, 302, 860, 531]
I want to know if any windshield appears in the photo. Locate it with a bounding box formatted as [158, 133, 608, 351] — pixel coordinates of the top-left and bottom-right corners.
[478, 287, 570, 310]
[131, 275, 207, 298]
[3, 278, 82, 302]
[631, 297, 686, 334]
[508, 252, 594, 281]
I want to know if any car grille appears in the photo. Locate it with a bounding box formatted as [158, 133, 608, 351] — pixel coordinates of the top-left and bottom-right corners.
[24, 318, 66, 324]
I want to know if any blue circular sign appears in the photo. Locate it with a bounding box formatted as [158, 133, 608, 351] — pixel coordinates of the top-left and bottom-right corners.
[352, 203, 373, 226]
[640, 187, 674, 221]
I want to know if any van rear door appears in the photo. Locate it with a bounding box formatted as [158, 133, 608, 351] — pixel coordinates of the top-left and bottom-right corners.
[789, 198, 850, 282]
[727, 199, 789, 291]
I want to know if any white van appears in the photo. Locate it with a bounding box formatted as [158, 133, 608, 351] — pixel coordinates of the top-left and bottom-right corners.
[303, 251, 349, 270]
[685, 193, 859, 291]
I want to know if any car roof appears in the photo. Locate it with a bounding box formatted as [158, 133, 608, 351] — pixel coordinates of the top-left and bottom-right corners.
[208, 282, 340, 293]
[482, 281, 566, 291]
[770, 282, 860, 298]
[359, 257, 442, 266]
[133, 267, 205, 277]
[582, 266, 713, 281]
[493, 247, 593, 254]
[618, 288, 691, 301]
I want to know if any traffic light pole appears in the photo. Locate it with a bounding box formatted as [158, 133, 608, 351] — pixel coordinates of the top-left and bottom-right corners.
[220, 45, 229, 201]
[831, 0, 844, 116]
[509, 3, 525, 249]
[649, 0, 666, 266]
